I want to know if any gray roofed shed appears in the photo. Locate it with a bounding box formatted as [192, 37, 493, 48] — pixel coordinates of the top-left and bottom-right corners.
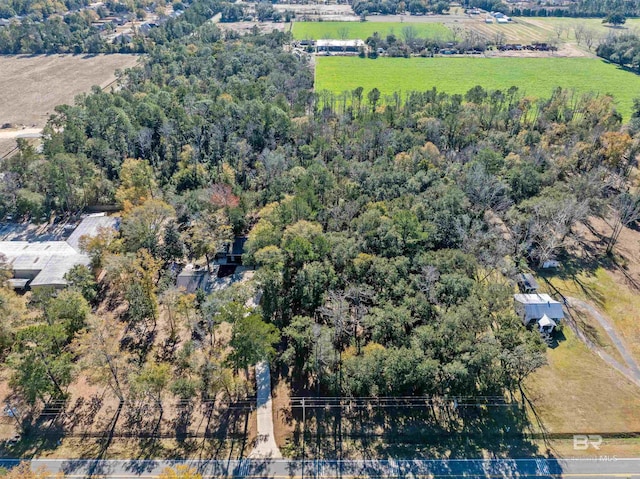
[517, 273, 539, 293]
[177, 265, 211, 293]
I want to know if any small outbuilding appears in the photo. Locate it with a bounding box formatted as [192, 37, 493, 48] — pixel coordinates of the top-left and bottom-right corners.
[537, 314, 557, 334]
[176, 264, 211, 293]
[517, 273, 539, 294]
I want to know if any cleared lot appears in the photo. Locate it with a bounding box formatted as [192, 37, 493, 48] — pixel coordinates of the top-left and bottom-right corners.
[0, 54, 140, 156]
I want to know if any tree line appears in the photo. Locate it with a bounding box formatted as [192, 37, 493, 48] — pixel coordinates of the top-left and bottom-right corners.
[0, 0, 224, 54]
[0, 11, 144, 54]
[351, 0, 449, 16]
[463, 0, 640, 17]
[0, 0, 89, 19]
[597, 32, 640, 72]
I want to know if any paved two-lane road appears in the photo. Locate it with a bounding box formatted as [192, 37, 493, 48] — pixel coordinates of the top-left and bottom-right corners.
[1, 457, 639, 478]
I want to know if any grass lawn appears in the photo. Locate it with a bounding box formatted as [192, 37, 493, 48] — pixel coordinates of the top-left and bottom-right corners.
[569, 306, 627, 366]
[292, 21, 451, 40]
[315, 56, 640, 119]
[545, 266, 640, 364]
[523, 326, 640, 434]
[543, 438, 640, 457]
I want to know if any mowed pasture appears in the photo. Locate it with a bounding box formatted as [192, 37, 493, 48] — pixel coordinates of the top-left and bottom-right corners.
[292, 21, 451, 40]
[315, 56, 640, 119]
[466, 18, 553, 44]
[523, 325, 640, 435]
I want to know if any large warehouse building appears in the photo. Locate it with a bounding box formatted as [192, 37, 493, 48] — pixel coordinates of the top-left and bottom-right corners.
[0, 215, 117, 289]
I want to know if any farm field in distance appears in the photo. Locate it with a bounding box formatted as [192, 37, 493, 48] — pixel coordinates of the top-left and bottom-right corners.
[0, 54, 140, 156]
[463, 16, 640, 45]
[466, 17, 555, 44]
[315, 56, 640, 119]
[292, 21, 451, 40]
[523, 16, 640, 41]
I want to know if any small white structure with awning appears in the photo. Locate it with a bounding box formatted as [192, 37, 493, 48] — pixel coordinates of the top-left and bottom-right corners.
[537, 314, 557, 333]
[514, 293, 564, 332]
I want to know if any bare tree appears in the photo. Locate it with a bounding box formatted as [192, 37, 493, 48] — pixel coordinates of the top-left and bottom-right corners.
[345, 285, 373, 354]
[449, 24, 463, 42]
[402, 25, 417, 44]
[319, 291, 351, 349]
[418, 265, 440, 304]
[74, 315, 132, 405]
[583, 28, 596, 50]
[574, 23, 586, 45]
[464, 162, 512, 212]
[607, 192, 640, 254]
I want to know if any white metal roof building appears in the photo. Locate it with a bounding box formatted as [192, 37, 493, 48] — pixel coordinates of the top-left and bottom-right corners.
[316, 39, 365, 48]
[315, 39, 365, 53]
[513, 293, 565, 326]
[66, 214, 118, 251]
[0, 215, 116, 289]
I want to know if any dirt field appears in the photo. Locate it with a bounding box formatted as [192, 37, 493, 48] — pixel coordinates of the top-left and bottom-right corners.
[0, 54, 140, 157]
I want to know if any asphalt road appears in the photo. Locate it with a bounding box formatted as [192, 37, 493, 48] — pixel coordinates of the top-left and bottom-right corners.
[1, 458, 639, 478]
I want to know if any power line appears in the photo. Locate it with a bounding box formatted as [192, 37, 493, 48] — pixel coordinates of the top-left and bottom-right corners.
[289, 395, 515, 409]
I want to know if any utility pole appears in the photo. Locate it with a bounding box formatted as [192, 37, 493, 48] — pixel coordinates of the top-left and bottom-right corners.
[301, 397, 306, 479]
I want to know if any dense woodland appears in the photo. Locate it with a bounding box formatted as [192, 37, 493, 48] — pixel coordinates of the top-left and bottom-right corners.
[351, 0, 449, 16]
[0, 0, 640, 445]
[0, 0, 158, 19]
[0, 0, 218, 54]
[0, 10, 145, 54]
[0, 0, 89, 19]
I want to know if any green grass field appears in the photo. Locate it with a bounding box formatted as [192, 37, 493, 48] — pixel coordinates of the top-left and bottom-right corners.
[315, 57, 640, 119]
[292, 21, 451, 40]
